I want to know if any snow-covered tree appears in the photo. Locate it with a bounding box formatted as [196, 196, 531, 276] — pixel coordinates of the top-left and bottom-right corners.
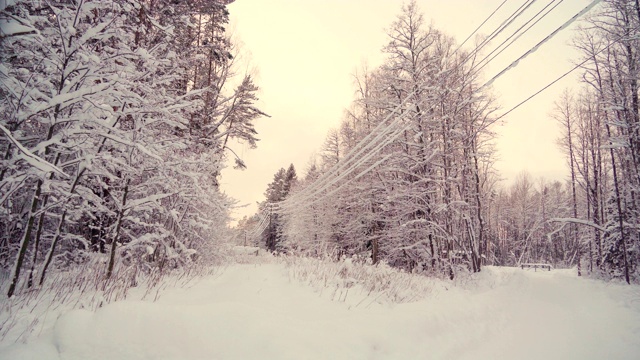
[547, 0, 640, 282]
[277, 1, 499, 277]
[0, 0, 266, 297]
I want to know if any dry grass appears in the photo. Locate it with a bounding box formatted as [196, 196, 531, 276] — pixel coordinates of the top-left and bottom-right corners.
[283, 256, 449, 306]
[0, 258, 219, 344]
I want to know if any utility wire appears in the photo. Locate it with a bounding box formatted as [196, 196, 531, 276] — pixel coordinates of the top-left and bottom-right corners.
[454, 0, 509, 54]
[278, 123, 410, 212]
[459, 0, 539, 66]
[481, 0, 603, 90]
[494, 26, 636, 122]
[473, 0, 564, 74]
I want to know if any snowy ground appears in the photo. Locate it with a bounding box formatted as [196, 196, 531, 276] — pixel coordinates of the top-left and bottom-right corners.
[1, 259, 639, 360]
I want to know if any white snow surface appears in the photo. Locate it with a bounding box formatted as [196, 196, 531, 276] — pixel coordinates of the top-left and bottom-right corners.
[1, 262, 639, 360]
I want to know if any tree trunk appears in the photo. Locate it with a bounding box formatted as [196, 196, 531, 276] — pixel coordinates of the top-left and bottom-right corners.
[473, 140, 484, 272]
[106, 179, 129, 279]
[7, 180, 42, 297]
[27, 153, 61, 288]
[38, 112, 123, 285]
[39, 210, 66, 286]
[605, 120, 631, 284]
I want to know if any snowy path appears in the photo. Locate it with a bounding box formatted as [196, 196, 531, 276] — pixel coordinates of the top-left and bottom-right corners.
[1, 263, 639, 359]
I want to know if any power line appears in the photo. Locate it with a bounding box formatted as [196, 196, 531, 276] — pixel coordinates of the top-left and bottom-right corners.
[281, 113, 406, 207]
[473, 0, 565, 74]
[247, 207, 271, 241]
[278, 111, 413, 209]
[494, 27, 635, 122]
[289, 154, 395, 211]
[278, 123, 409, 212]
[459, 0, 539, 66]
[481, 0, 603, 90]
[454, 0, 509, 54]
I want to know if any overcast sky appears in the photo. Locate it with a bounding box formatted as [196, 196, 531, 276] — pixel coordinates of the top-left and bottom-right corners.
[220, 0, 593, 222]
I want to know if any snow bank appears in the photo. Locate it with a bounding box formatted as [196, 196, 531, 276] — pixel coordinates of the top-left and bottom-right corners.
[1, 262, 639, 359]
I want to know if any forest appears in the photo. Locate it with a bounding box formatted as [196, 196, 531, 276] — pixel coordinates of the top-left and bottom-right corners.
[1, 1, 640, 358]
[242, 0, 640, 284]
[0, 0, 265, 298]
[1, 0, 639, 308]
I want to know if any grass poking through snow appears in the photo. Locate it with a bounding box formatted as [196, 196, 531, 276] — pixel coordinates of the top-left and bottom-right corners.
[283, 256, 451, 306]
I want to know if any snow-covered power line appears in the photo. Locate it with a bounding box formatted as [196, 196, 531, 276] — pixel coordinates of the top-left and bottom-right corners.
[277, 113, 412, 212]
[459, 0, 539, 66]
[284, 153, 396, 212]
[472, 0, 565, 74]
[493, 24, 640, 122]
[277, 122, 410, 213]
[454, 0, 509, 54]
[280, 98, 412, 207]
[481, 0, 603, 90]
[248, 209, 270, 241]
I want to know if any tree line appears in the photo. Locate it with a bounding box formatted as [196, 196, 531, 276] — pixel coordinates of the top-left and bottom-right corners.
[247, 0, 639, 283]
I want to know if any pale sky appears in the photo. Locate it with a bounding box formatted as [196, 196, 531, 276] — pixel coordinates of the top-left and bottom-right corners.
[220, 0, 593, 222]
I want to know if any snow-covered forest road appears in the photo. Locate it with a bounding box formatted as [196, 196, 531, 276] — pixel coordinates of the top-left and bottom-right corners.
[2, 262, 639, 360]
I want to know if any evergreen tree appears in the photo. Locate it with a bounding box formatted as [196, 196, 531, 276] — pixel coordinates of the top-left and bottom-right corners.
[262, 164, 297, 251]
